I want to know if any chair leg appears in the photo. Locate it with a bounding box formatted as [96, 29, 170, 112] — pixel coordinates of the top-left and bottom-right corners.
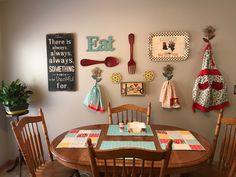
[19, 154, 23, 177]
[72, 170, 81, 177]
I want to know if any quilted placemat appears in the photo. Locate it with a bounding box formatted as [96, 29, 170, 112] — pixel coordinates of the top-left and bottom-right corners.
[57, 129, 101, 148]
[156, 130, 205, 151]
[100, 141, 156, 150]
[107, 125, 154, 136]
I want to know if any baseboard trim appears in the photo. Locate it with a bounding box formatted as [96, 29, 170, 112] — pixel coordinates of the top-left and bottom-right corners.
[0, 160, 14, 173]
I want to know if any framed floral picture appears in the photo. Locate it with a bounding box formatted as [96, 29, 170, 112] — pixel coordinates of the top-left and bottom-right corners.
[148, 31, 189, 61]
[120, 82, 145, 96]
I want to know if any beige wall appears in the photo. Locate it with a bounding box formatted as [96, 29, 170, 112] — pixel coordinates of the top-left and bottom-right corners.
[0, 110, 9, 166]
[0, 4, 11, 166]
[0, 0, 236, 162]
[0, 9, 3, 79]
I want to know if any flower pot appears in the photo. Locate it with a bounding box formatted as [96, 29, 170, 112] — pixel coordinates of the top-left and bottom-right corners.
[4, 103, 29, 115]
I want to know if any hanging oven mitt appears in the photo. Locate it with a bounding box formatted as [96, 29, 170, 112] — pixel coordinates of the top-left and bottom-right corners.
[160, 80, 181, 109]
[192, 42, 229, 112]
[84, 83, 105, 112]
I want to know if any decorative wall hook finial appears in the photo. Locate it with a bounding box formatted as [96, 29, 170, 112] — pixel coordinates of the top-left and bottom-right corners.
[91, 67, 103, 85]
[163, 64, 174, 80]
[203, 26, 216, 43]
[84, 66, 105, 112]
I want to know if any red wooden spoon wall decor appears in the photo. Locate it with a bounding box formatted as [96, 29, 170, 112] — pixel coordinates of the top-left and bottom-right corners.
[80, 57, 119, 67]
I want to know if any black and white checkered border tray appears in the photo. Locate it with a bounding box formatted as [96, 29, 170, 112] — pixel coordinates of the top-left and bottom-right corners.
[148, 31, 190, 62]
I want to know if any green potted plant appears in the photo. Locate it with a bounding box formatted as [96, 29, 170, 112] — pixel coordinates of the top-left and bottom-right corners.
[0, 79, 33, 115]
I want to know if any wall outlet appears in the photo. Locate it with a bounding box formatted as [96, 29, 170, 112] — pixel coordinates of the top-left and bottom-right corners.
[234, 85, 236, 95]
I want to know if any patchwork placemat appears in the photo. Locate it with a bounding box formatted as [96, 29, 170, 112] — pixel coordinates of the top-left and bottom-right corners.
[57, 129, 101, 148]
[100, 141, 156, 150]
[107, 125, 154, 136]
[156, 130, 205, 151]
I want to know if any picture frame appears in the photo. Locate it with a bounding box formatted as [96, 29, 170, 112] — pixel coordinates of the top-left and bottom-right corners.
[46, 33, 76, 91]
[148, 31, 189, 61]
[120, 82, 145, 96]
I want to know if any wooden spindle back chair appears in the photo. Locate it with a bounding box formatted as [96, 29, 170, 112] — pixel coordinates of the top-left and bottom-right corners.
[107, 102, 151, 125]
[87, 138, 172, 177]
[190, 109, 236, 177]
[11, 108, 74, 177]
[210, 109, 236, 171]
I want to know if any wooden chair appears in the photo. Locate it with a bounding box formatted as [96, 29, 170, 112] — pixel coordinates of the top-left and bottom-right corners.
[11, 108, 76, 177]
[107, 102, 151, 125]
[189, 109, 236, 177]
[228, 157, 236, 177]
[87, 138, 172, 177]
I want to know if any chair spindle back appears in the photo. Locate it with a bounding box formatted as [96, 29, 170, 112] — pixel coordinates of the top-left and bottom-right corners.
[210, 109, 236, 172]
[108, 103, 151, 125]
[87, 138, 172, 177]
[11, 108, 53, 177]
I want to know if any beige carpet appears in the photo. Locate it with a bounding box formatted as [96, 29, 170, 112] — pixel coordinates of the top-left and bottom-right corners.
[0, 163, 181, 177]
[0, 164, 30, 177]
[0, 164, 89, 177]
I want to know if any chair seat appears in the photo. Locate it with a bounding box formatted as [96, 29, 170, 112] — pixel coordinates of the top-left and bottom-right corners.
[36, 160, 74, 177]
[189, 163, 228, 177]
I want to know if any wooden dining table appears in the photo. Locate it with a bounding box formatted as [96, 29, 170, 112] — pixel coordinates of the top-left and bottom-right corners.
[50, 124, 212, 175]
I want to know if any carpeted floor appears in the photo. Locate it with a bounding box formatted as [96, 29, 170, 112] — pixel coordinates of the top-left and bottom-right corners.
[0, 163, 182, 177]
[0, 164, 89, 177]
[0, 165, 30, 177]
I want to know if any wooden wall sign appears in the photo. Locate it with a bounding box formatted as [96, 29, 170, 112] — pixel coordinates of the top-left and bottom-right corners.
[86, 36, 115, 52]
[46, 33, 76, 91]
[120, 82, 145, 96]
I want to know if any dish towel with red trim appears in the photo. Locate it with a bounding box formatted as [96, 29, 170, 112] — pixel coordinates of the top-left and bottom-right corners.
[83, 83, 105, 112]
[192, 42, 229, 112]
[160, 80, 181, 109]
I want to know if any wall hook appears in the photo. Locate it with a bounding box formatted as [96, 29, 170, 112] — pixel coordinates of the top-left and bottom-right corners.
[203, 26, 216, 42]
[163, 64, 174, 80]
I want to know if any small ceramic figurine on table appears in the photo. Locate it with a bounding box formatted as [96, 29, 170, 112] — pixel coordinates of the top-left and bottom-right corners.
[119, 122, 124, 132]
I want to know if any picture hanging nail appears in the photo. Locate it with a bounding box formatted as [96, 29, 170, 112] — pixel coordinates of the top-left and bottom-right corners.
[143, 70, 155, 82]
[111, 72, 122, 84]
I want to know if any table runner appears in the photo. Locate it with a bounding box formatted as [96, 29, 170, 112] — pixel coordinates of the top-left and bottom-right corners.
[100, 141, 156, 150]
[107, 125, 154, 136]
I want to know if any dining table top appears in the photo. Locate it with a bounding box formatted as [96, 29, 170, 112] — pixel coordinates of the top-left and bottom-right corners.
[50, 124, 212, 174]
